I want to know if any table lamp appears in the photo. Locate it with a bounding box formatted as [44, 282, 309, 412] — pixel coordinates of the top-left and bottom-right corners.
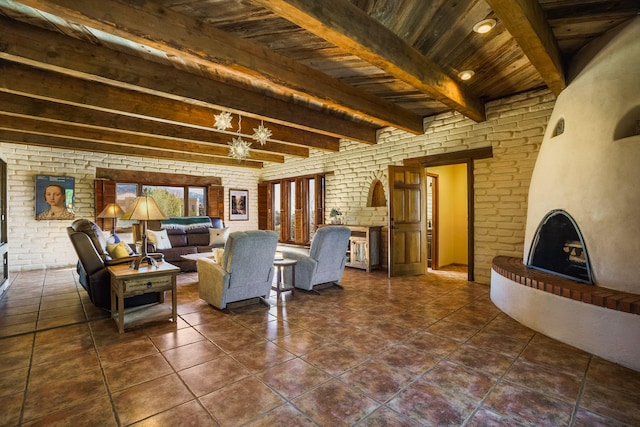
[97, 203, 125, 243]
[120, 196, 167, 269]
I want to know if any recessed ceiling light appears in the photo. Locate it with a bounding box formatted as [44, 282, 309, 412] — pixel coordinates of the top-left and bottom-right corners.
[473, 18, 496, 34]
[458, 70, 475, 81]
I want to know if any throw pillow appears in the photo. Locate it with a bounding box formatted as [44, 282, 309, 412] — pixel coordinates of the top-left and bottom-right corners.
[213, 248, 225, 265]
[148, 229, 172, 250]
[209, 227, 230, 246]
[106, 241, 132, 259]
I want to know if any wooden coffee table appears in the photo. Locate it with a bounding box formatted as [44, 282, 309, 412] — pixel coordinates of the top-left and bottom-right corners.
[108, 261, 180, 333]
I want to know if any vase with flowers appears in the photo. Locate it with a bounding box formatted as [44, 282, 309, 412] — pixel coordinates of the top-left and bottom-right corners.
[330, 208, 342, 224]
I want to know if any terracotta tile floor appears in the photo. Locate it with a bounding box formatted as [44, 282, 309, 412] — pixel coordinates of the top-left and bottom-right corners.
[1, 266, 639, 426]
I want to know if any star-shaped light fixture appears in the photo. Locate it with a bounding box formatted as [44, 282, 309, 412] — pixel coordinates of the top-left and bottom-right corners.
[228, 136, 251, 161]
[213, 111, 233, 131]
[251, 120, 272, 146]
[228, 115, 251, 161]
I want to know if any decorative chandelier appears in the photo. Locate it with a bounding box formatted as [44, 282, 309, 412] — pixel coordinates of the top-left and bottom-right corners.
[228, 115, 252, 161]
[252, 120, 272, 146]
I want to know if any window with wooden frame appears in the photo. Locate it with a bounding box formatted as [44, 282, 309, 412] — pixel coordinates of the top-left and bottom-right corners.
[94, 169, 223, 233]
[258, 174, 324, 245]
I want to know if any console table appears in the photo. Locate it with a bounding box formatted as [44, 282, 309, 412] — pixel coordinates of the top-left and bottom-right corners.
[344, 225, 382, 272]
[108, 261, 180, 333]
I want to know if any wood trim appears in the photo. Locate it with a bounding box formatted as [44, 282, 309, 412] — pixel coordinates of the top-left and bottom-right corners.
[207, 185, 224, 219]
[96, 168, 222, 186]
[403, 146, 493, 167]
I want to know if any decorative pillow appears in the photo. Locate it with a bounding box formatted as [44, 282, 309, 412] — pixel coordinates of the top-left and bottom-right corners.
[148, 229, 172, 250]
[209, 227, 230, 246]
[106, 241, 132, 259]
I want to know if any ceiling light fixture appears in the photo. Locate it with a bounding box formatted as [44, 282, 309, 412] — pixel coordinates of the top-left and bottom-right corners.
[473, 18, 496, 34]
[228, 115, 251, 161]
[458, 70, 475, 81]
[213, 111, 233, 131]
[252, 120, 272, 146]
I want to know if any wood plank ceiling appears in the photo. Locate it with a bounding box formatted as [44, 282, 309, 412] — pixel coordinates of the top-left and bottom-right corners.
[0, 0, 637, 168]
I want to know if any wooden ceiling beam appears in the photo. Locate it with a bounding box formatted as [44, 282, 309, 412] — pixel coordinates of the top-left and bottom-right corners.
[486, 0, 566, 95]
[0, 113, 282, 164]
[0, 129, 263, 168]
[0, 62, 339, 152]
[255, 0, 486, 122]
[0, 16, 378, 144]
[13, 0, 425, 134]
[0, 91, 297, 160]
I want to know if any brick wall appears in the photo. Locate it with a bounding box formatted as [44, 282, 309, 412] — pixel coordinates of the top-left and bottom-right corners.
[0, 146, 260, 272]
[0, 88, 554, 282]
[262, 88, 555, 284]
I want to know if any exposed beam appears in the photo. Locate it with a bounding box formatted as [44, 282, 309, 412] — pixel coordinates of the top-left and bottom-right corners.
[0, 61, 339, 152]
[0, 15, 378, 144]
[486, 0, 566, 95]
[11, 0, 425, 134]
[0, 113, 282, 164]
[0, 91, 294, 161]
[255, 0, 486, 122]
[0, 129, 263, 168]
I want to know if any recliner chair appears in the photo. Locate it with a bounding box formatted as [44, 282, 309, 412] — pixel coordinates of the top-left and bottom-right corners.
[197, 230, 279, 309]
[281, 225, 351, 291]
[67, 219, 163, 310]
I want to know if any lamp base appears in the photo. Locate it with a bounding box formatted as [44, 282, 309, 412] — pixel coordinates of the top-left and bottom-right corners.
[130, 254, 159, 270]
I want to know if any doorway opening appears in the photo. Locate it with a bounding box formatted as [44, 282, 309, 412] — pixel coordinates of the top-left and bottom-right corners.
[403, 146, 493, 282]
[426, 165, 468, 276]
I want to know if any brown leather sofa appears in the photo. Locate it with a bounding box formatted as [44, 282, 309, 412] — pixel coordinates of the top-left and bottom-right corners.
[67, 219, 164, 311]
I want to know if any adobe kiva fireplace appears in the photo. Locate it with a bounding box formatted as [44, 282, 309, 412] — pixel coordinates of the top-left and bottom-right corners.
[528, 210, 592, 284]
[491, 17, 640, 372]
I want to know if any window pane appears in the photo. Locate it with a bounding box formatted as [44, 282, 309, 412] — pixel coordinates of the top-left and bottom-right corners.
[116, 183, 139, 228]
[142, 185, 184, 217]
[273, 183, 281, 233]
[188, 187, 206, 216]
[289, 181, 295, 240]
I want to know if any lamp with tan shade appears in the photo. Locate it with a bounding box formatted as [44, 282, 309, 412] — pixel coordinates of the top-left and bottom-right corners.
[97, 203, 125, 244]
[120, 196, 167, 270]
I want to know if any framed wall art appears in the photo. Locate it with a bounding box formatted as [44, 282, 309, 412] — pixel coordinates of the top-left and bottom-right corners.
[35, 175, 75, 220]
[229, 189, 248, 221]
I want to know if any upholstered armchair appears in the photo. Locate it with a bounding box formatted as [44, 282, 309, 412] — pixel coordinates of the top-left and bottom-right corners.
[67, 219, 164, 310]
[281, 225, 351, 291]
[198, 230, 279, 309]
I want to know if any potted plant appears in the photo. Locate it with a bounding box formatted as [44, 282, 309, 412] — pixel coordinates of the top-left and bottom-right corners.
[330, 208, 342, 224]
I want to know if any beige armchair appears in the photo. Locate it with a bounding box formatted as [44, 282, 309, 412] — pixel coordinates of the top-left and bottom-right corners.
[198, 230, 279, 309]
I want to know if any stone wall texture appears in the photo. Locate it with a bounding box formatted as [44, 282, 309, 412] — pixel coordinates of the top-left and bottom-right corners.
[262, 88, 555, 284]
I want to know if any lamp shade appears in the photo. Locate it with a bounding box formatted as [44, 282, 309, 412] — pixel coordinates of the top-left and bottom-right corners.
[120, 196, 168, 221]
[97, 203, 125, 219]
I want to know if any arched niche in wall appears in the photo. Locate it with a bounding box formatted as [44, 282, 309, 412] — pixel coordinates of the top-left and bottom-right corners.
[613, 105, 640, 140]
[367, 179, 386, 207]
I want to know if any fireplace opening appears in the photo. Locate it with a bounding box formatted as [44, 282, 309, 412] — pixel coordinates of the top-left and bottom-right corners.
[528, 210, 593, 284]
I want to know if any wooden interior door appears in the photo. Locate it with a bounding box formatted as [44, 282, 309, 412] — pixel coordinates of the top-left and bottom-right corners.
[388, 165, 426, 277]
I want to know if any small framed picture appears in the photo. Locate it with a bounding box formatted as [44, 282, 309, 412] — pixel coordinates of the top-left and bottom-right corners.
[35, 175, 75, 220]
[229, 189, 248, 221]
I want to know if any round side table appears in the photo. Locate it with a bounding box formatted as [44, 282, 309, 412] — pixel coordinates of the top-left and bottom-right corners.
[272, 258, 297, 299]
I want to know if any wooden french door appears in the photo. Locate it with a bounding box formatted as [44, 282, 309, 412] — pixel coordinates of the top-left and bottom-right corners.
[388, 165, 426, 277]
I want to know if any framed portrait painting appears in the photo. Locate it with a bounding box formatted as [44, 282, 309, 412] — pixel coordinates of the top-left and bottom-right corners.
[35, 175, 75, 220]
[229, 189, 248, 221]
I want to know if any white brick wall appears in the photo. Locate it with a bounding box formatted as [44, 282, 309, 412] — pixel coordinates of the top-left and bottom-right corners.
[0, 88, 553, 284]
[0, 146, 260, 272]
[262, 88, 554, 284]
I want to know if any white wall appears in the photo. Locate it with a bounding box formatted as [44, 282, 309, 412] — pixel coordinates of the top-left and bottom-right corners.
[263, 89, 552, 283]
[0, 88, 552, 283]
[0, 145, 261, 272]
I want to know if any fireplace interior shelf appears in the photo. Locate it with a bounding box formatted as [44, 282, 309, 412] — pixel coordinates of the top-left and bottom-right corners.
[492, 256, 640, 315]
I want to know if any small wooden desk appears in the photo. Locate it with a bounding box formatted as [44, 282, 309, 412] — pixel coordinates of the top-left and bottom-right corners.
[272, 258, 297, 299]
[108, 261, 180, 333]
